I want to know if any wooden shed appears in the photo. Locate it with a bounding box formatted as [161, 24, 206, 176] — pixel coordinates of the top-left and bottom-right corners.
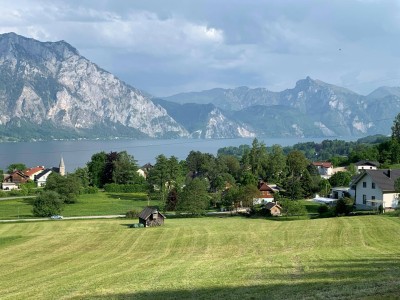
[138, 207, 166, 227]
[265, 202, 282, 216]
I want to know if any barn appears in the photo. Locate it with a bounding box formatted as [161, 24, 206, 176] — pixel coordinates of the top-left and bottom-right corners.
[138, 207, 166, 227]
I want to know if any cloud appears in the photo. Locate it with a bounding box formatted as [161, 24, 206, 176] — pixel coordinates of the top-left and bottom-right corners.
[1, 0, 400, 96]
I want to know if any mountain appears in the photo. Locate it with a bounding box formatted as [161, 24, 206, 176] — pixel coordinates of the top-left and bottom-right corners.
[152, 98, 255, 138]
[367, 86, 400, 99]
[163, 86, 280, 111]
[162, 77, 400, 137]
[0, 32, 189, 141]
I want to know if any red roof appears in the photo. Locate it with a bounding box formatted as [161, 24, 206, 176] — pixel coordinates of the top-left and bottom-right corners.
[312, 162, 333, 168]
[24, 166, 45, 177]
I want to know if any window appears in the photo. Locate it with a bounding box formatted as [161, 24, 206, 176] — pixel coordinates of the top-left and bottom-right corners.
[363, 195, 367, 205]
[363, 182, 367, 188]
[372, 183, 375, 189]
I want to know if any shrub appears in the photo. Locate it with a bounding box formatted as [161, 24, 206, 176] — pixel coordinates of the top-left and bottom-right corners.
[317, 204, 329, 214]
[104, 183, 148, 193]
[126, 209, 141, 219]
[32, 191, 63, 217]
[83, 186, 98, 194]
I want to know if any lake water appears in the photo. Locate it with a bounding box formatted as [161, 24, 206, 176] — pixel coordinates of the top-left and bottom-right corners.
[0, 137, 352, 172]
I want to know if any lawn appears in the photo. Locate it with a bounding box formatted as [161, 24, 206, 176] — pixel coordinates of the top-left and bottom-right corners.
[1, 216, 400, 299]
[0, 192, 159, 220]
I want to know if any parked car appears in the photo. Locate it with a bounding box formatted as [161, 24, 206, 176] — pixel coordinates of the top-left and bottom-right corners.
[50, 215, 63, 220]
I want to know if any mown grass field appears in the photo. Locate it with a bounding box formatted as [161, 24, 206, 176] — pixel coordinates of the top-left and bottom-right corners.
[0, 192, 159, 220]
[1, 216, 400, 299]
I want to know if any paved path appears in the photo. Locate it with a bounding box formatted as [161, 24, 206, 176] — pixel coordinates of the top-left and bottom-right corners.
[0, 215, 126, 223]
[0, 196, 36, 201]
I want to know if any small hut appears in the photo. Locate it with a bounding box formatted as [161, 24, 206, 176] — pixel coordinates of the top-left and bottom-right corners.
[138, 207, 166, 227]
[265, 202, 282, 216]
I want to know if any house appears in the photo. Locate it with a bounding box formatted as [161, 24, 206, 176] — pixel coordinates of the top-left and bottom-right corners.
[138, 207, 165, 227]
[1, 182, 18, 190]
[312, 162, 334, 178]
[355, 160, 380, 172]
[253, 182, 280, 205]
[137, 169, 146, 178]
[35, 169, 53, 187]
[3, 170, 30, 184]
[352, 169, 400, 210]
[265, 202, 282, 216]
[23, 166, 45, 180]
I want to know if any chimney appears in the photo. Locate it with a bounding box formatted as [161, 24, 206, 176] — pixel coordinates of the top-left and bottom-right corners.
[387, 169, 391, 178]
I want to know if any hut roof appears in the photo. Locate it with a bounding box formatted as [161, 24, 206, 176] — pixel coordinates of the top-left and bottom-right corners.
[265, 202, 282, 210]
[139, 207, 166, 220]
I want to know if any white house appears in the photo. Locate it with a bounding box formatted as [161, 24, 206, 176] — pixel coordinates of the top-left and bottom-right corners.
[355, 160, 380, 173]
[312, 162, 334, 179]
[352, 169, 400, 210]
[35, 169, 53, 187]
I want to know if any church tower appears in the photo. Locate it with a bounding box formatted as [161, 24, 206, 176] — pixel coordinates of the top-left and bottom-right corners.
[59, 156, 65, 176]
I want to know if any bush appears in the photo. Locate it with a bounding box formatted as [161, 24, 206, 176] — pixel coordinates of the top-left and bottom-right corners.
[126, 209, 141, 219]
[317, 204, 329, 214]
[82, 186, 98, 194]
[32, 191, 63, 217]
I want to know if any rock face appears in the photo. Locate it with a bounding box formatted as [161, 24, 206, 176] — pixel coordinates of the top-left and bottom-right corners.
[0, 32, 189, 140]
[152, 98, 255, 139]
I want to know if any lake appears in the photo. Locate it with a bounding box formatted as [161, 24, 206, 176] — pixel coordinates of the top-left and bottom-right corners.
[0, 137, 352, 172]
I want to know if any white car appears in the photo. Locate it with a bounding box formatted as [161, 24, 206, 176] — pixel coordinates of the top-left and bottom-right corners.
[50, 215, 63, 220]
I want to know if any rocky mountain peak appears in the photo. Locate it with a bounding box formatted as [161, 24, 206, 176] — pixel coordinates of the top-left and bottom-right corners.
[0, 33, 189, 141]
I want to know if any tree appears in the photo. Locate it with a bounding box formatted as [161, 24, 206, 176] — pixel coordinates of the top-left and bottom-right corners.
[222, 186, 240, 210]
[328, 171, 352, 187]
[334, 198, 353, 216]
[286, 150, 308, 177]
[112, 151, 138, 184]
[237, 184, 260, 207]
[248, 138, 269, 178]
[103, 151, 119, 185]
[318, 179, 331, 197]
[176, 178, 209, 215]
[391, 112, 400, 142]
[45, 173, 81, 204]
[7, 163, 27, 173]
[87, 152, 107, 187]
[71, 167, 90, 188]
[33, 191, 63, 217]
[266, 145, 286, 183]
[280, 198, 308, 217]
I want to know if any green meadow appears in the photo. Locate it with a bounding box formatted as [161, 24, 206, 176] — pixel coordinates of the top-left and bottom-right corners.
[0, 192, 157, 220]
[1, 216, 400, 299]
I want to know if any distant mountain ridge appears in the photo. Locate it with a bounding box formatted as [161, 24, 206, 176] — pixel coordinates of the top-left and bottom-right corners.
[161, 76, 400, 137]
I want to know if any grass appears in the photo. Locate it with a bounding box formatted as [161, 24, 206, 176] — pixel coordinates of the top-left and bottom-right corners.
[1, 215, 400, 299]
[0, 192, 160, 219]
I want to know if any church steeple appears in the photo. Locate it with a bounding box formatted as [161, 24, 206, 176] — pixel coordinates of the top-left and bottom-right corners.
[59, 156, 65, 176]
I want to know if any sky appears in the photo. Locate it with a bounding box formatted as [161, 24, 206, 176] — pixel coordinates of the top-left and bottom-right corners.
[0, 0, 400, 96]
